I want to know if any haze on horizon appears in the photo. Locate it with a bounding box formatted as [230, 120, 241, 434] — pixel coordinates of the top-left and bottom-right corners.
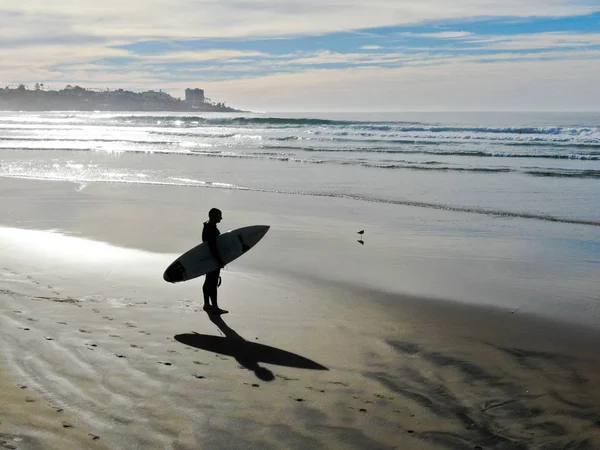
[1, 1, 599, 112]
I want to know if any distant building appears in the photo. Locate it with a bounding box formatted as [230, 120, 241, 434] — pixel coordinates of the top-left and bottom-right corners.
[185, 88, 205, 107]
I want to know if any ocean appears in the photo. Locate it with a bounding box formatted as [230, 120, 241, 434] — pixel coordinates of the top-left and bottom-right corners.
[1, 110, 599, 225]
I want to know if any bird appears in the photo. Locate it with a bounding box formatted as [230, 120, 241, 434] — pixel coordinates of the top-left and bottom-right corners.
[357, 230, 364, 235]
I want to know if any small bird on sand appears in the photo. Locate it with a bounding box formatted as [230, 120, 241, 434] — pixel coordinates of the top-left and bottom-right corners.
[357, 230, 364, 235]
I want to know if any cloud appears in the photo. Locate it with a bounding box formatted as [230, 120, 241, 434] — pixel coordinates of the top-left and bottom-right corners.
[195, 57, 600, 111]
[401, 31, 473, 39]
[463, 32, 600, 50]
[0, 44, 132, 86]
[2, 1, 599, 41]
[281, 50, 408, 66]
[133, 50, 267, 63]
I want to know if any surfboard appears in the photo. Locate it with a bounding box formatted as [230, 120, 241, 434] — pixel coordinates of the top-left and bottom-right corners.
[163, 225, 270, 283]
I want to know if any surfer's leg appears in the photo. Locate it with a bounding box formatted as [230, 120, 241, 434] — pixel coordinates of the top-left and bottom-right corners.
[203, 270, 220, 310]
[210, 269, 221, 308]
[206, 270, 227, 313]
[202, 278, 212, 310]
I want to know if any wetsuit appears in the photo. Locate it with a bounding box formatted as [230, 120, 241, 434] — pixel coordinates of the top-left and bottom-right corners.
[202, 221, 221, 295]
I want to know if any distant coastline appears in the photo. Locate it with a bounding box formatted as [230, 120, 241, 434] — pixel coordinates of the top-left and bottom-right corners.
[0, 84, 244, 112]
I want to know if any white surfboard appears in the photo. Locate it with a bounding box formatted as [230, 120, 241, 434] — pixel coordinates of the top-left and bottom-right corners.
[163, 225, 270, 283]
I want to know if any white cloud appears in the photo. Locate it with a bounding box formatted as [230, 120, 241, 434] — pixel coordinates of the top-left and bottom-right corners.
[135, 50, 267, 63]
[464, 32, 600, 50]
[402, 31, 473, 39]
[361, 45, 383, 50]
[2, 1, 599, 41]
[282, 50, 408, 66]
[0, 44, 132, 86]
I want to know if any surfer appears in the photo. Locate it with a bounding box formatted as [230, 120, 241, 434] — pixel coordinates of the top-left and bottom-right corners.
[202, 208, 228, 314]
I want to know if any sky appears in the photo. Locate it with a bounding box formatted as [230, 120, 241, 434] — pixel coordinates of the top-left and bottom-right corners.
[1, 1, 599, 111]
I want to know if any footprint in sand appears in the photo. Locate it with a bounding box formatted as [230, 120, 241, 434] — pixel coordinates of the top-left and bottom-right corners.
[158, 362, 172, 366]
[306, 386, 325, 393]
[57, 321, 68, 325]
[130, 344, 143, 349]
[193, 361, 207, 366]
[26, 276, 40, 285]
[92, 309, 100, 313]
[115, 354, 126, 359]
[1, 441, 19, 450]
[103, 316, 114, 321]
[61, 422, 73, 428]
[109, 335, 121, 339]
[125, 323, 137, 328]
[79, 329, 92, 334]
[25, 397, 35, 403]
[27, 318, 38, 322]
[20, 327, 30, 331]
[193, 375, 206, 379]
[328, 381, 349, 387]
[44, 337, 54, 341]
[276, 375, 298, 381]
[89, 434, 100, 441]
[374, 393, 394, 400]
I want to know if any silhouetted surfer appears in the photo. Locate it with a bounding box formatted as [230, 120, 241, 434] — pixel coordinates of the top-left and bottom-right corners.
[202, 208, 228, 314]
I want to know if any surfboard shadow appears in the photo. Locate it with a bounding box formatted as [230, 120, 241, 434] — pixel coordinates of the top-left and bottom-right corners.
[175, 316, 328, 381]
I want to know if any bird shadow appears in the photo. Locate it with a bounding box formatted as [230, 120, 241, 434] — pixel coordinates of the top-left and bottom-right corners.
[174, 315, 328, 381]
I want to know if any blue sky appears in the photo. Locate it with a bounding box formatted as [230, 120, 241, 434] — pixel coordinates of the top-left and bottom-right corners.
[1, 1, 599, 111]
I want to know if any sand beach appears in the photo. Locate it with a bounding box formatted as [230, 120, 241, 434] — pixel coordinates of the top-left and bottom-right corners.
[1, 175, 600, 449]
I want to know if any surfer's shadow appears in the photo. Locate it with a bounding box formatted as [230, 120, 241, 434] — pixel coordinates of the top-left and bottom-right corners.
[175, 316, 328, 381]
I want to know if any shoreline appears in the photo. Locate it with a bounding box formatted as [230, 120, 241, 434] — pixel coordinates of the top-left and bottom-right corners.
[0, 107, 247, 113]
[0, 176, 598, 328]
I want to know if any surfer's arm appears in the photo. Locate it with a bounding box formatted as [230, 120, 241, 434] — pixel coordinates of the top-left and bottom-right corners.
[207, 238, 225, 267]
[203, 223, 224, 267]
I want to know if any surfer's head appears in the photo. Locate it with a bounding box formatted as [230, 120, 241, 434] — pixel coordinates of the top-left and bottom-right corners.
[208, 208, 222, 223]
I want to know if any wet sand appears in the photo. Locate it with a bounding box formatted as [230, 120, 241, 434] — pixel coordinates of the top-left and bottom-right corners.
[1, 178, 600, 449]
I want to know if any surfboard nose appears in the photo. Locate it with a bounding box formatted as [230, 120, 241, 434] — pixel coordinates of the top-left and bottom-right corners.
[252, 225, 270, 242]
[163, 261, 186, 283]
